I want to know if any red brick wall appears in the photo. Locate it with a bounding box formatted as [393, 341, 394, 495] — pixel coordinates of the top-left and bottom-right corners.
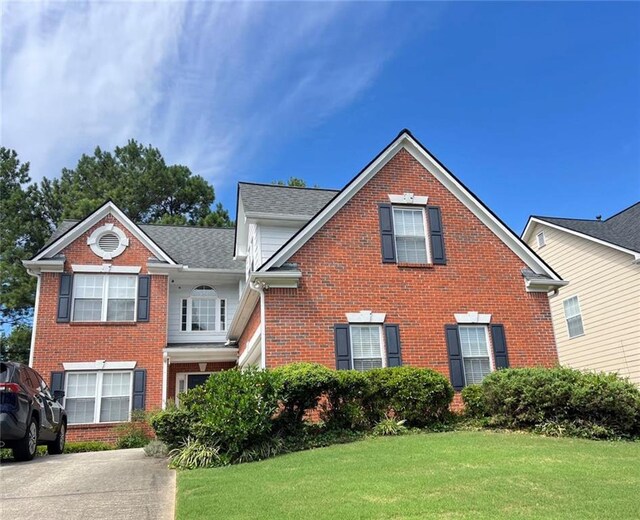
[32, 215, 168, 441]
[263, 149, 558, 380]
[167, 361, 237, 402]
[238, 303, 261, 358]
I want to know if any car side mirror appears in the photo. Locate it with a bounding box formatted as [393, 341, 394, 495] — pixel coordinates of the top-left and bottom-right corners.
[53, 390, 65, 402]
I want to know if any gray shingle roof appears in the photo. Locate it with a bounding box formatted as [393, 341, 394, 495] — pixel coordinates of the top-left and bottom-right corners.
[536, 202, 640, 254]
[44, 220, 243, 270]
[239, 182, 338, 217]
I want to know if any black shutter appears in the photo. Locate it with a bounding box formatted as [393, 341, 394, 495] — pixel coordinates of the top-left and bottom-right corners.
[56, 273, 73, 323]
[428, 206, 446, 265]
[378, 204, 397, 263]
[50, 371, 64, 393]
[384, 324, 402, 367]
[334, 324, 352, 370]
[137, 275, 150, 322]
[132, 369, 146, 411]
[445, 325, 465, 390]
[491, 324, 509, 369]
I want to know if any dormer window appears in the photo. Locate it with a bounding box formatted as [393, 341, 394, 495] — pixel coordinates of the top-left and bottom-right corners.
[181, 285, 226, 332]
[88, 224, 129, 259]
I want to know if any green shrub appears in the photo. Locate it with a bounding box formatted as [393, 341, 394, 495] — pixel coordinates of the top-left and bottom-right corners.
[169, 438, 226, 469]
[115, 411, 152, 449]
[461, 385, 487, 418]
[272, 363, 338, 428]
[481, 367, 640, 439]
[364, 367, 454, 427]
[65, 441, 114, 453]
[144, 440, 169, 458]
[185, 367, 280, 461]
[150, 406, 194, 449]
[323, 369, 370, 429]
[372, 418, 408, 436]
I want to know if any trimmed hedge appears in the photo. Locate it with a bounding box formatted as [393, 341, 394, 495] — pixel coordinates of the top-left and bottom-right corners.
[464, 367, 640, 439]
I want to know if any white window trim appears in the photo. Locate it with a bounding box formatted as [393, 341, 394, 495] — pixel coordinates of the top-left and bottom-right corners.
[459, 325, 494, 386]
[346, 310, 386, 324]
[63, 361, 137, 371]
[181, 293, 226, 333]
[87, 223, 129, 260]
[175, 372, 213, 404]
[454, 311, 492, 324]
[71, 274, 138, 322]
[536, 231, 546, 248]
[349, 324, 386, 370]
[64, 370, 134, 425]
[391, 205, 432, 264]
[388, 193, 429, 205]
[563, 295, 585, 339]
[72, 264, 141, 274]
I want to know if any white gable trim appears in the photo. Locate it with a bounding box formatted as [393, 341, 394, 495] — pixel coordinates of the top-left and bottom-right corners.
[259, 131, 561, 280]
[522, 217, 640, 260]
[32, 201, 176, 264]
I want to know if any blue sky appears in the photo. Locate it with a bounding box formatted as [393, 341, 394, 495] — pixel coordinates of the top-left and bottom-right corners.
[2, 1, 639, 233]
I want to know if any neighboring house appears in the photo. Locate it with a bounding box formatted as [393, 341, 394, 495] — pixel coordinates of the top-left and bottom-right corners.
[24, 130, 566, 441]
[522, 203, 640, 384]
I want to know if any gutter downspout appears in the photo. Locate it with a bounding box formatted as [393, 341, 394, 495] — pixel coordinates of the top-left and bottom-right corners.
[249, 280, 267, 369]
[162, 352, 169, 409]
[28, 273, 41, 368]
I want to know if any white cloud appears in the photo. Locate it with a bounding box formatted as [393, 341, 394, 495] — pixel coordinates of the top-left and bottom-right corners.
[1, 1, 415, 187]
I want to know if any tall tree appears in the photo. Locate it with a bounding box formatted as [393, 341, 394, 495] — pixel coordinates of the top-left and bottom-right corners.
[0, 325, 32, 364]
[0, 148, 50, 326]
[40, 140, 232, 227]
[272, 177, 308, 188]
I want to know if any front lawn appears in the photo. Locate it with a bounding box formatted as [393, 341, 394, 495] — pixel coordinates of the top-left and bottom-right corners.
[177, 431, 640, 519]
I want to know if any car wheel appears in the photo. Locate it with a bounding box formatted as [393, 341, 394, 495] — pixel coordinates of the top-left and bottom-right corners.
[12, 416, 39, 461]
[47, 421, 66, 455]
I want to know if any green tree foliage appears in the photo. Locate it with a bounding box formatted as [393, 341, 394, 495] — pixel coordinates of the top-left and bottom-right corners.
[272, 177, 308, 187]
[0, 325, 32, 364]
[40, 140, 232, 227]
[1, 142, 232, 328]
[0, 149, 50, 325]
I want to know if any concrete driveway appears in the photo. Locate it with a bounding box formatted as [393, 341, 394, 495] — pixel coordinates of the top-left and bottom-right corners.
[0, 448, 175, 520]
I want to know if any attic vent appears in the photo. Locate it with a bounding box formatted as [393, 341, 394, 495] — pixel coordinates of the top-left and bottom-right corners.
[88, 224, 129, 259]
[98, 232, 120, 252]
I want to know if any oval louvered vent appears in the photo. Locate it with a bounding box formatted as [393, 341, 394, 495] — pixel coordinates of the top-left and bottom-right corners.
[98, 232, 121, 252]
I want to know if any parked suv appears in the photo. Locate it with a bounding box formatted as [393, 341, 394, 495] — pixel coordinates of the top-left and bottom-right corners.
[0, 362, 67, 461]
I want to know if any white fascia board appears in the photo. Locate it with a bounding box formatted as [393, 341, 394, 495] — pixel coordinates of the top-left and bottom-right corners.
[227, 285, 260, 341]
[32, 201, 176, 265]
[22, 259, 64, 273]
[259, 132, 561, 281]
[237, 328, 262, 367]
[523, 217, 640, 260]
[525, 278, 569, 293]
[250, 270, 301, 289]
[163, 347, 239, 363]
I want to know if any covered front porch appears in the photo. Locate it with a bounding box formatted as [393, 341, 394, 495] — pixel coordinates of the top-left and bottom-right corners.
[163, 343, 238, 406]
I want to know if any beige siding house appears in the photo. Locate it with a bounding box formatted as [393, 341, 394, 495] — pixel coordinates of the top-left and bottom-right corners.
[522, 203, 640, 384]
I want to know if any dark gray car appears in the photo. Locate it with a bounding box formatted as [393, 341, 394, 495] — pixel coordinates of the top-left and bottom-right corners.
[0, 362, 67, 461]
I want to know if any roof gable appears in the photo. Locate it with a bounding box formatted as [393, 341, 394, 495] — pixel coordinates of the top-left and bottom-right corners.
[523, 203, 640, 260]
[258, 129, 561, 281]
[31, 201, 176, 264]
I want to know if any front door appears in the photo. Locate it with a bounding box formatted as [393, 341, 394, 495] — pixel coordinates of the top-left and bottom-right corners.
[187, 374, 210, 390]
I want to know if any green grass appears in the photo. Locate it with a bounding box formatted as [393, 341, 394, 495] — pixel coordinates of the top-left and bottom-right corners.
[177, 431, 640, 520]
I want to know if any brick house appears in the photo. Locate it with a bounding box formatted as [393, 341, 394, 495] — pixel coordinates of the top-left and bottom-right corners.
[24, 130, 566, 441]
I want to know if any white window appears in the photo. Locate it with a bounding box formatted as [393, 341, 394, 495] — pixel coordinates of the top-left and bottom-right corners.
[563, 296, 584, 338]
[459, 326, 492, 385]
[181, 286, 226, 332]
[65, 371, 132, 424]
[392, 207, 428, 264]
[72, 274, 137, 322]
[350, 325, 384, 371]
[536, 231, 546, 248]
